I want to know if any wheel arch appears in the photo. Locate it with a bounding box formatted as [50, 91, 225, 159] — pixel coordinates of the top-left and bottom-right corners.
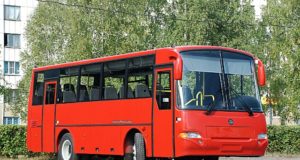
[56, 129, 70, 152]
[123, 128, 147, 155]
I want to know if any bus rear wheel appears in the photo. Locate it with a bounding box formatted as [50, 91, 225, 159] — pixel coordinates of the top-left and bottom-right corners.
[58, 133, 78, 160]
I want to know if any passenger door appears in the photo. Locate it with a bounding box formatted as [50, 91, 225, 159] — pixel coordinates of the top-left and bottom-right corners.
[42, 81, 57, 152]
[153, 67, 174, 157]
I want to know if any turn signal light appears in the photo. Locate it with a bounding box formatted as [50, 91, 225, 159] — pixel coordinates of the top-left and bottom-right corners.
[179, 132, 202, 139]
[258, 133, 268, 140]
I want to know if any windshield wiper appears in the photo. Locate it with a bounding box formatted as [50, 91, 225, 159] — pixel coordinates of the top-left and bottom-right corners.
[239, 96, 254, 116]
[205, 102, 215, 115]
[206, 87, 223, 115]
[245, 105, 254, 116]
[228, 86, 254, 116]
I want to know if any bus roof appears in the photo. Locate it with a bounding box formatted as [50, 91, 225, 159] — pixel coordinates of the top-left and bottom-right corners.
[174, 45, 254, 57]
[33, 45, 255, 72]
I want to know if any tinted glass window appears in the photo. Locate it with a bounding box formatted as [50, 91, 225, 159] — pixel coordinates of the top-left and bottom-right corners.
[127, 72, 153, 98]
[45, 84, 56, 104]
[156, 71, 171, 109]
[128, 55, 154, 68]
[32, 72, 44, 105]
[44, 69, 59, 80]
[126, 56, 154, 98]
[80, 64, 101, 101]
[179, 50, 261, 112]
[58, 67, 79, 103]
[103, 60, 125, 100]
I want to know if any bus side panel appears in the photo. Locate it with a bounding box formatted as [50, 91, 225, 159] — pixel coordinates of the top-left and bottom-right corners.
[56, 125, 152, 156]
[68, 126, 122, 155]
[27, 105, 43, 152]
[55, 98, 152, 155]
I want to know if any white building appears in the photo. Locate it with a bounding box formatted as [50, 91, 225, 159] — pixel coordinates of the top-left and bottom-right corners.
[0, 0, 38, 125]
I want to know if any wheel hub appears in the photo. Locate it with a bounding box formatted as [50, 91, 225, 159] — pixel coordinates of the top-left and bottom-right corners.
[62, 139, 72, 160]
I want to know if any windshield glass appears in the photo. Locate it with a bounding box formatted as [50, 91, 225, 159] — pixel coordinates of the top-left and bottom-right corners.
[177, 50, 262, 112]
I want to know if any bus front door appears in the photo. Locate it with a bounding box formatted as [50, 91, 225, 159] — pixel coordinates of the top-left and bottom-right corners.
[42, 81, 57, 152]
[153, 68, 174, 157]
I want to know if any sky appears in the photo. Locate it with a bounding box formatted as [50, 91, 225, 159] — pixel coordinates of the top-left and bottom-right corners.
[252, 0, 267, 18]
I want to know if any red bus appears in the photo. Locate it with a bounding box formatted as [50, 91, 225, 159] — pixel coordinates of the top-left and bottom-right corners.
[27, 46, 268, 160]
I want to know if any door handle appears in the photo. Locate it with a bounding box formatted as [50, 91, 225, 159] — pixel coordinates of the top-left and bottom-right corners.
[176, 117, 182, 123]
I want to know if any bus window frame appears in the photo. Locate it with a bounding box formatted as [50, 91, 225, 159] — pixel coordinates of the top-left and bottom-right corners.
[32, 72, 45, 106]
[31, 54, 156, 105]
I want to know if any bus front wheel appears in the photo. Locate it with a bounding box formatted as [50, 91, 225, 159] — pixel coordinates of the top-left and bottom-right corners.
[125, 133, 145, 160]
[58, 133, 78, 160]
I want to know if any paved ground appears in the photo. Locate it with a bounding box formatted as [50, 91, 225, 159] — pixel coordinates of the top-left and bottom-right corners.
[221, 158, 300, 160]
[221, 155, 300, 160]
[1, 155, 300, 160]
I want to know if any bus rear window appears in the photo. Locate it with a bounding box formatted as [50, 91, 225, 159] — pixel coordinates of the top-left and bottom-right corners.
[32, 72, 44, 105]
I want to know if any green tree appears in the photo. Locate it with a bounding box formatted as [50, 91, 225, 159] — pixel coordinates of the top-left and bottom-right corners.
[14, 0, 154, 119]
[14, 0, 259, 120]
[259, 0, 300, 124]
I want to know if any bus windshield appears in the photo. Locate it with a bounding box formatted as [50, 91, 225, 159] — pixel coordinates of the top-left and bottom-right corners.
[177, 50, 262, 112]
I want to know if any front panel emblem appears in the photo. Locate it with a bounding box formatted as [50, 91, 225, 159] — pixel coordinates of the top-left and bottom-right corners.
[228, 119, 234, 125]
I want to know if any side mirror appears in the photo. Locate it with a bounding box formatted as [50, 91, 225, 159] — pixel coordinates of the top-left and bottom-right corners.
[256, 59, 266, 86]
[172, 56, 183, 80]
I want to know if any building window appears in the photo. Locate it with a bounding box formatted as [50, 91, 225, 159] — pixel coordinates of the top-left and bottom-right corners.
[4, 61, 20, 75]
[4, 89, 19, 103]
[3, 117, 20, 125]
[4, 5, 21, 21]
[4, 34, 21, 48]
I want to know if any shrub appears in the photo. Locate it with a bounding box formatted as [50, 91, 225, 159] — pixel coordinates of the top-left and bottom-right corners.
[0, 125, 300, 157]
[0, 125, 28, 157]
[267, 125, 300, 154]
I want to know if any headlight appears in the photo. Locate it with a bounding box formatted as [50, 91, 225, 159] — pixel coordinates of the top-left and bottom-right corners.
[258, 133, 268, 140]
[179, 132, 202, 139]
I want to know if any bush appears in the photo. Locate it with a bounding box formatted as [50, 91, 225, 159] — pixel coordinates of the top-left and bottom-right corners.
[0, 125, 28, 157]
[0, 125, 299, 157]
[267, 125, 300, 154]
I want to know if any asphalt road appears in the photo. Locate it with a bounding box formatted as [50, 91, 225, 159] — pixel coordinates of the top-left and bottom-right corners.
[221, 156, 300, 160]
[1, 157, 300, 160]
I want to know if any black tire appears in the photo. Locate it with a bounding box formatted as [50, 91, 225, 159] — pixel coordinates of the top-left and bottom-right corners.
[134, 133, 146, 160]
[203, 156, 219, 160]
[58, 133, 78, 160]
[125, 133, 145, 160]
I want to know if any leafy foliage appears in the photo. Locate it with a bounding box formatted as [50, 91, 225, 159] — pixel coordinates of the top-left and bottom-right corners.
[0, 125, 28, 157]
[0, 125, 52, 158]
[8, 0, 299, 124]
[0, 125, 298, 157]
[13, 0, 258, 119]
[259, 0, 300, 124]
[267, 125, 300, 154]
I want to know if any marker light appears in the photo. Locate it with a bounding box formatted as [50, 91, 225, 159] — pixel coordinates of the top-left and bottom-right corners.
[258, 133, 268, 140]
[179, 132, 202, 139]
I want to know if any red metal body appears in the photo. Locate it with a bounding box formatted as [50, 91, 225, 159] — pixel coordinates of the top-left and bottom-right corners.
[27, 46, 268, 158]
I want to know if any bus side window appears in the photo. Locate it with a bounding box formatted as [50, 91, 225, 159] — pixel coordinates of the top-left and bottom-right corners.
[156, 71, 171, 110]
[103, 60, 125, 100]
[32, 72, 44, 105]
[127, 56, 154, 99]
[80, 63, 101, 101]
[59, 67, 79, 103]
